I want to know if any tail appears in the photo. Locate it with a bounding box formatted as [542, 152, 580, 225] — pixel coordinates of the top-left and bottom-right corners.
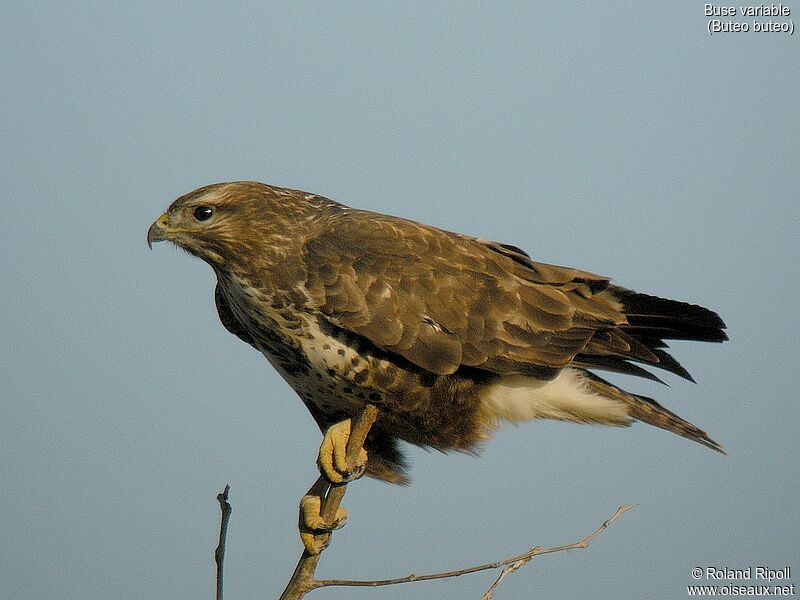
[583, 372, 726, 454]
[577, 287, 728, 383]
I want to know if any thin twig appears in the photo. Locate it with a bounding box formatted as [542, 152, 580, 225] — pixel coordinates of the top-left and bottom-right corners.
[279, 405, 379, 600]
[311, 504, 634, 590]
[479, 558, 528, 600]
[215, 484, 232, 600]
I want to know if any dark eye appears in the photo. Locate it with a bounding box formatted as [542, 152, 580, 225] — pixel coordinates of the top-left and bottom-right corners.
[193, 206, 214, 221]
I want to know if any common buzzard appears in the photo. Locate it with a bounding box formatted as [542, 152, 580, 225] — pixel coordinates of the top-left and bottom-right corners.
[148, 181, 726, 493]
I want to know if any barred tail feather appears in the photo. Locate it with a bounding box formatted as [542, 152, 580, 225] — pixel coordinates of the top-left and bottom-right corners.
[583, 373, 726, 454]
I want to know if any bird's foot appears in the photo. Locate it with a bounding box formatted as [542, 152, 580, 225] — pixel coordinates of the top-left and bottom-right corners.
[299, 493, 347, 555]
[317, 419, 368, 484]
[298, 419, 368, 554]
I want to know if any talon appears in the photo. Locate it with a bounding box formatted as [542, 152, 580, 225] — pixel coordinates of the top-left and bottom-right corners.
[300, 530, 329, 555]
[299, 494, 348, 555]
[317, 419, 368, 484]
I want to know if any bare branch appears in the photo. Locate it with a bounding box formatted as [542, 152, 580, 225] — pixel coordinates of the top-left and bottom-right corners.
[215, 484, 232, 600]
[279, 405, 379, 600]
[311, 504, 634, 590]
[274, 404, 632, 598]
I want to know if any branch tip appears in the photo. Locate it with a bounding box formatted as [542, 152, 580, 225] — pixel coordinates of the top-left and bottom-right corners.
[313, 504, 634, 591]
[215, 485, 233, 600]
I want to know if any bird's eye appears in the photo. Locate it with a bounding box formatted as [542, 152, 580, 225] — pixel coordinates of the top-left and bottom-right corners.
[193, 206, 214, 222]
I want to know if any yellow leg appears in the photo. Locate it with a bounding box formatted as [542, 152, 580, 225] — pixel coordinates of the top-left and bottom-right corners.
[298, 478, 347, 555]
[316, 419, 368, 484]
[298, 419, 369, 555]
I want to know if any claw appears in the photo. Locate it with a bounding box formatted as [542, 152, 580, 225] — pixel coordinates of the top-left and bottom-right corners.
[299, 494, 348, 555]
[317, 419, 368, 484]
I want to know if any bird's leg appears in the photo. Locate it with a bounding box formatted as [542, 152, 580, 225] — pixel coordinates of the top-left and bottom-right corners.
[316, 418, 368, 484]
[298, 419, 369, 554]
[299, 477, 347, 555]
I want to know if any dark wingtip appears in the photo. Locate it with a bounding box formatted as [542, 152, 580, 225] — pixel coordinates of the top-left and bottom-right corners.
[616, 288, 729, 344]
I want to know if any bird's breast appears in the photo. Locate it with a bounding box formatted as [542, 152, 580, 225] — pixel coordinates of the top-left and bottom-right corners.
[219, 274, 382, 412]
[217, 273, 491, 450]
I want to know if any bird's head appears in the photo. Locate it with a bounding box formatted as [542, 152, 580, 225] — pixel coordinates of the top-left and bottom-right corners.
[147, 181, 314, 269]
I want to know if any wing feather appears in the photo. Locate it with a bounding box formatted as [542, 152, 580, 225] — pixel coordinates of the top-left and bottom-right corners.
[302, 209, 726, 380]
[303, 212, 619, 376]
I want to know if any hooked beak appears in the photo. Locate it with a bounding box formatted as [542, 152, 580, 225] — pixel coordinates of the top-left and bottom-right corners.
[147, 213, 170, 249]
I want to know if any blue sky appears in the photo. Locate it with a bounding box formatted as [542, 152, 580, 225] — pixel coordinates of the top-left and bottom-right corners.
[2, 3, 798, 599]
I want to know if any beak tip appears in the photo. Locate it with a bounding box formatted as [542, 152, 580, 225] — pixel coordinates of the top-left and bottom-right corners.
[147, 214, 169, 250]
[146, 226, 157, 250]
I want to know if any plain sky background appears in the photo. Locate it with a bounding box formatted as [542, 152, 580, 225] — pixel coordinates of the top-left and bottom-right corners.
[2, 3, 798, 599]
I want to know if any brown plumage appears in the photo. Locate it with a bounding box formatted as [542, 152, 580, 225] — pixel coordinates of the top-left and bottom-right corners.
[148, 181, 728, 483]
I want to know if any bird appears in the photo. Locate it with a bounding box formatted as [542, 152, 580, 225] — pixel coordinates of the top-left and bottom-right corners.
[148, 181, 727, 551]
